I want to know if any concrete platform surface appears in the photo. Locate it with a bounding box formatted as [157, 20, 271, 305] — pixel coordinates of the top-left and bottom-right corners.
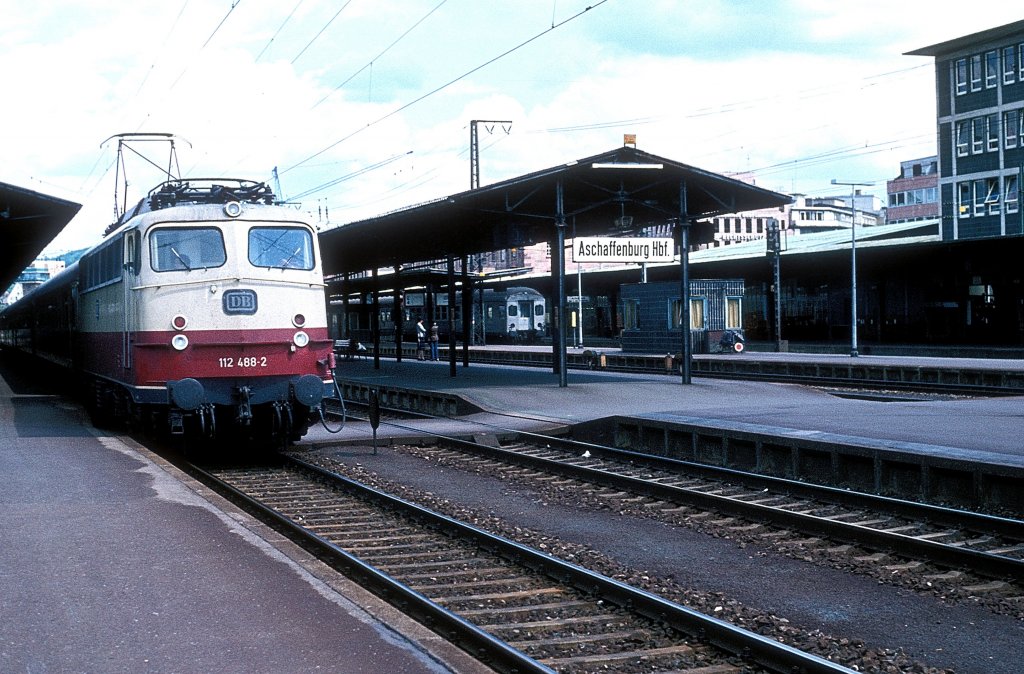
[307, 358, 1024, 466]
[0, 368, 490, 674]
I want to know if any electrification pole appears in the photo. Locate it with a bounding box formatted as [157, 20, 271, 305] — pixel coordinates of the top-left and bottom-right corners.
[469, 119, 513, 344]
[469, 120, 512, 189]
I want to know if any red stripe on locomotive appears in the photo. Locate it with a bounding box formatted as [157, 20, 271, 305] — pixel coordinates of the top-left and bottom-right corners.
[79, 328, 332, 386]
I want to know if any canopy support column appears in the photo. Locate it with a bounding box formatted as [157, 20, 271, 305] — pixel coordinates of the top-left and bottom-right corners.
[677, 180, 692, 384]
[461, 255, 471, 367]
[553, 180, 568, 387]
[372, 267, 381, 370]
[393, 265, 403, 363]
[447, 256, 457, 377]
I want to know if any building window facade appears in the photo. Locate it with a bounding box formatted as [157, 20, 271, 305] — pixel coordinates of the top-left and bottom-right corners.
[889, 187, 938, 207]
[986, 50, 999, 87]
[1005, 109, 1019, 149]
[972, 117, 985, 153]
[623, 299, 639, 329]
[1006, 175, 1019, 213]
[895, 24, 1024, 238]
[957, 120, 969, 156]
[726, 297, 742, 329]
[987, 113, 1000, 151]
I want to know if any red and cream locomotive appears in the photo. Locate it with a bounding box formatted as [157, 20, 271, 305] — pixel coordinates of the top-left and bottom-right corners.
[0, 178, 336, 444]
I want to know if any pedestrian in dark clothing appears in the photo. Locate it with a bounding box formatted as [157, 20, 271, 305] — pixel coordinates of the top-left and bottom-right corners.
[429, 322, 439, 360]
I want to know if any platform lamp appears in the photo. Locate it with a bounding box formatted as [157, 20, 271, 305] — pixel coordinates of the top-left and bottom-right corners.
[830, 179, 874, 357]
[766, 220, 783, 352]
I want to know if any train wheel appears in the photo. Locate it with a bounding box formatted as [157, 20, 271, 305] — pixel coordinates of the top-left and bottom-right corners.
[280, 404, 293, 445]
[125, 399, 144, 433]
[289, 406, 311, 443]
[86, 380, 115, 429]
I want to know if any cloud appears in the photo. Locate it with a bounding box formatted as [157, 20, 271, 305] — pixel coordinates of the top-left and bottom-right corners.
[2, 0, 1021, 256]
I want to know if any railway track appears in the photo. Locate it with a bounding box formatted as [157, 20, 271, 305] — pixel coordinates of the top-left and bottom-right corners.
[194, 456, 856, 674]
[319, 407, 1024, 607]
[443, 435, 1024, 580]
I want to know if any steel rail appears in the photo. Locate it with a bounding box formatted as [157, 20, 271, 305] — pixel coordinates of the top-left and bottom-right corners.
[188, 460, 552, 674]
[285, 456, 857, 674]
[531, 432, 1024, 540]
[193, 456, 857, 674]
[335, 402, 1024, 539]
[370, 425, 1024, 582]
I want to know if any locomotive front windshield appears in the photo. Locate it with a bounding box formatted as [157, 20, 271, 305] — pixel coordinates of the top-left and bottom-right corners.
[151, 227, 227, 271]
[248, 226, 314, 270]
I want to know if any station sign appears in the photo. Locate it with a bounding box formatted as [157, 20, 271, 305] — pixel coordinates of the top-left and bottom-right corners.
[572, 237, 674, 263]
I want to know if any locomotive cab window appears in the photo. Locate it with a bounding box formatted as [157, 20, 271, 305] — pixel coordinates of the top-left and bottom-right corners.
[124, 231, 141, 275]
[249, 226, 314, 270]
[151, 227, 226, 271]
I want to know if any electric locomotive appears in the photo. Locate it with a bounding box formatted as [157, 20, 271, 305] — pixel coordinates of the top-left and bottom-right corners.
[0, 179, 335, 444]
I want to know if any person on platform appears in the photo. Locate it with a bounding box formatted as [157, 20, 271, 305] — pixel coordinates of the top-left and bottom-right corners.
[415, 319, 427, 360]
[429, 322, 439, 360]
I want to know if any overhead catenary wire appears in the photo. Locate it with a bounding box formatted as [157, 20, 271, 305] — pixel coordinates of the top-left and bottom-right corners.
[167, 0, 245, 91]
[116, 2, 931, 188]
[62, 3, 948, 245]
[133, 0, 192, 97]
[280, 0, 610, 176]
[291, 0, 353, 65]
[311, 0, 449, 109]
[306, 29, 934, 218]
[166, 0, 449, 194]
[256, 0, 306, 62]
[288, 151, 414, 201]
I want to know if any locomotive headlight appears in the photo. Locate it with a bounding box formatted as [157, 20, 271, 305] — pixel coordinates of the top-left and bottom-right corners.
[171, 334, 189, 351]
[224, 201, 242, 217]
[292, 313, 306, 328]
[172, 314, 188, 330]
[292, 331, 310, 348]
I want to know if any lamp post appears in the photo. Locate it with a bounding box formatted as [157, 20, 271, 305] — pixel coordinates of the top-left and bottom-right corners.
[831, 179, 873, 357]
[766, 220, 783, 352]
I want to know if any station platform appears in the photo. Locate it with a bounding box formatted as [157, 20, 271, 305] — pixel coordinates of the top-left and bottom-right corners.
[315, 351, 1024, 457]
[0, 358, 488, 674]
[307, 352, 1024, 511]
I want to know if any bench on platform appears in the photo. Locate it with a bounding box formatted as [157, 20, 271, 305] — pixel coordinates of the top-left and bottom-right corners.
[334, 339, 367, 360]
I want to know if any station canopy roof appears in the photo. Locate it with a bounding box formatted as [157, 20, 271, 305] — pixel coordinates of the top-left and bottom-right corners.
[0, 182, 81, 292]
[319, 145, 791, 277]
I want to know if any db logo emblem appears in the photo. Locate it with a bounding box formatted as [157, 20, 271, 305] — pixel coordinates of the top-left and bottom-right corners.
[223, 289, 258, 315]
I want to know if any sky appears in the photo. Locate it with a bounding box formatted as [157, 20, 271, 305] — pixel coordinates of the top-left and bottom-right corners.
[3, 1, 1023, 256]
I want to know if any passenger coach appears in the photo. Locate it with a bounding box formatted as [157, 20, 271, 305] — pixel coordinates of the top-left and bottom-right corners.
[349, 286, 547, 343]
